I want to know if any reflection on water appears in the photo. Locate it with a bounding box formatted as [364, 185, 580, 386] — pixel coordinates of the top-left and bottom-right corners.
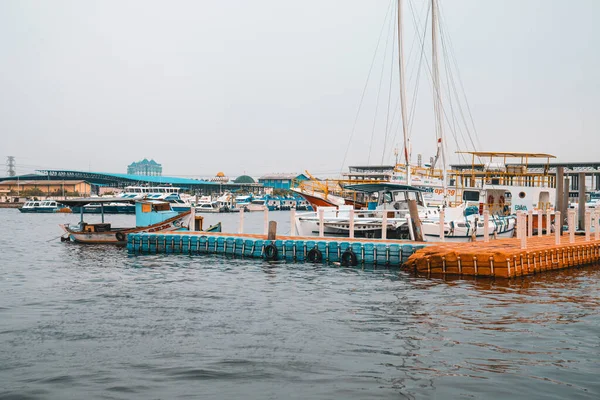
[0, 210, 599, 399]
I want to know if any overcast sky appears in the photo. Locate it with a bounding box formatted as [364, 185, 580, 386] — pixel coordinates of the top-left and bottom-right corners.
[1, 0, 598, 178]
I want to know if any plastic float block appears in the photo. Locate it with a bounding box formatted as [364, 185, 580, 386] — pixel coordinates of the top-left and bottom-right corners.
[155, 234, 165, 253]
[363, 243, 375, 264]
[327, 241, 339, 262]
[252, 240, 264, 258]
[234, 238, 244, 256]
[148, 235, 158, 254]
[244, 239, 254, 257]
[216, 237, 225, 253]
[207, 237, 217, 253]
[181, 236, 190, 255]
[376, 244, 388, 265]
[190, 236, 199, 254]
[198, 236, 208, 253]
[295, 240, 306, 261]
[275, 240, 284, 257]
[140, 234, 149, 254]
[388, 244, 401, 265]
[351, 243, 363, 263]
[225, 237, 235, 255]
[284, 240, 296, 260]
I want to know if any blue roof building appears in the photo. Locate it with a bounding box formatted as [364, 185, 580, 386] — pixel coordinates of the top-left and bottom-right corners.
[257, 173, 309, 190]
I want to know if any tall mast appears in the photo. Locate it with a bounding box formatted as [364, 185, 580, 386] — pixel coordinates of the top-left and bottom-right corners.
[431, 0, 448, 203]
[397, 0, 410, 185]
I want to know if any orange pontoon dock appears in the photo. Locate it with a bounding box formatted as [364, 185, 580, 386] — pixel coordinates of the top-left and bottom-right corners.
[404, 235, 600, 278]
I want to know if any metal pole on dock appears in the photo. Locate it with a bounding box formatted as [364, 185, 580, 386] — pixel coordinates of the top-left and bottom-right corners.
[408, 199, 424, 241]
[556, 166, 564, 216]
[527, 210, 533, 237]
[349, 209, 355, 239]
[439, 209, 445, 242]
[189, 206, 196, 232]
[483, 210, 490, 243]
[101, 203, 105, 224]
[318, 208, 325, 238]
[578, 172, 586, 231]
[555, 211, 561, 245]
[238, 207, 244, 234]
[568, 209, 575, 243]
[562, 177, 570, 234]
[263, 208, 269, 235]
[516, 211, 522, 239]
[537, 209, 543, 237]
[546, 211, 552, 237]
[595, 211, 600, 241]
[585, 210, 591, 241]
[290, 209, 296, 236]
[381, 210, 388, 240]
[520, 213, 527, 249]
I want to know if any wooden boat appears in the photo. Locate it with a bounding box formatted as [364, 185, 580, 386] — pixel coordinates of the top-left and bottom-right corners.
[59, 198, 219, 245]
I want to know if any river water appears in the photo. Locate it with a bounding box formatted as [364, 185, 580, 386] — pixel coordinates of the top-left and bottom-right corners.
[1, 209, 599, 399]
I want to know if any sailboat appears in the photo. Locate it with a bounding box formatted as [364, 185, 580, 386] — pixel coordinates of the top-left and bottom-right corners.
[295, 0, 520, 241]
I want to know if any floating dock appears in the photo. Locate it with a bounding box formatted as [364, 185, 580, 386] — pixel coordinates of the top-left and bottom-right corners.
[404, 235, 600, 278]
[127, 231, 428, 266]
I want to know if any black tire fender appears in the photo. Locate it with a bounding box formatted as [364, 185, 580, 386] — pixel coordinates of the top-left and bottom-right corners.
[340, 248, 358, 267]
[307, 248, 323, 263]
[264, 243, 278, 261]
[116, 232, 126, 242]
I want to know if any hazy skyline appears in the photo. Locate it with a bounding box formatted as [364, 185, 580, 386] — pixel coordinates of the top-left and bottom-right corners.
[1, 0, 598, 178]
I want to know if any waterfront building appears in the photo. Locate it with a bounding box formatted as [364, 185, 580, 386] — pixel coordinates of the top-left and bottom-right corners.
[0, 180, 91, 197]
[258, 173, 309, 190]
[127, 159, 162, 176]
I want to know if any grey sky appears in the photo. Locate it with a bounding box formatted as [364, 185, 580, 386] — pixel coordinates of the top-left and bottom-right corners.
[1, 0, 598, 178]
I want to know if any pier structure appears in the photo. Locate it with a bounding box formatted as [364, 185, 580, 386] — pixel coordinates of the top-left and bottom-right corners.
[127, 231, 428, 267]
[405, 209, 600, 278]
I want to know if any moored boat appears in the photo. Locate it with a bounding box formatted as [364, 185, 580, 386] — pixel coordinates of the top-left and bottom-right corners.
[59, 198, 220, 245]
[19, 200, 69, 213]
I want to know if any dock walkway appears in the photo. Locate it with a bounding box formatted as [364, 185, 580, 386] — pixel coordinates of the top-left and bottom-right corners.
[404, 235, 600, 278]
[127, 231, 428, 266]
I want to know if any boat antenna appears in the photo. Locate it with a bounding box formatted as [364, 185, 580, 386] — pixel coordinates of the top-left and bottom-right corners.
[431, 0, 448, 205]
[397, 0, 410, 185]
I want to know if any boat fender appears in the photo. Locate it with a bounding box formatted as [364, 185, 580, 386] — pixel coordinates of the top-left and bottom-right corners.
[116, 232, 126, 242]
[340, 248, 358, 267]
[307, 248, 323, 263]
[264, 243, 278, 261]
[60, 236, 70, 242]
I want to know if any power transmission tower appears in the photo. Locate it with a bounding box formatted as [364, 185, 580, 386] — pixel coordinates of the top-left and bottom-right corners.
[6, 156, 16, 177]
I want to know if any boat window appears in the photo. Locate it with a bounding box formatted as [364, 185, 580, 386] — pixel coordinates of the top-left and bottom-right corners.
[382, 192, 393, 203]
[463, 191, 479, 201]
[393, 191, 406, 202]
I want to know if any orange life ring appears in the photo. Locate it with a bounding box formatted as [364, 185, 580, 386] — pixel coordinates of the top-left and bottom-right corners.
[499, 195, 505, 206]
[487, 194, 494, 205]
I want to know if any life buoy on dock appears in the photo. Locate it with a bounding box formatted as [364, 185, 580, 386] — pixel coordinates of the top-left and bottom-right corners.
[307, 248, 323, 263]
[341, 248, 358, 267]
[487, 194, 494, 205]
[116, 232, 126, 242]
[264, 243, 278, 261]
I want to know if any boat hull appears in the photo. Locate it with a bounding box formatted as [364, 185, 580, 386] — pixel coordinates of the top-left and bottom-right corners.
[18, 208, 58, 213]
[61, 211, 191, 245]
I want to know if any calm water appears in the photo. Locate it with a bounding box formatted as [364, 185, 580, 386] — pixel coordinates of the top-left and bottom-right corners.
[1, 209, 599, 399]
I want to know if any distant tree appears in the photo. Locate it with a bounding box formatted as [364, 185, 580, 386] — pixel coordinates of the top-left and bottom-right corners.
[21, 188, 44, 196]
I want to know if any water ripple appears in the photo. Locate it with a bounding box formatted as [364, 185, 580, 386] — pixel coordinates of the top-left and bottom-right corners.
[0, 210, 599, 399]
